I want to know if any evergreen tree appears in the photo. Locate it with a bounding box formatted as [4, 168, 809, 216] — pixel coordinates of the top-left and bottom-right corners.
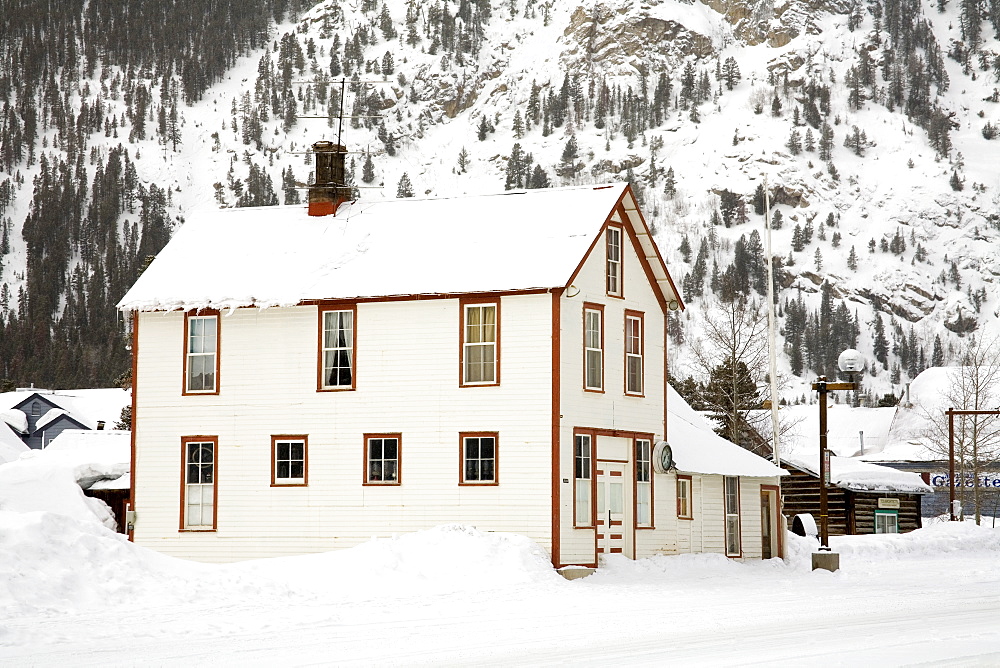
[932, 335, 945, 366]
[396, 172, 414, 197]
[722, 57, 742, 90]
[663, 167, 677, 199]
[362, 154, 376, 183]
[873, 313, 889, 368]
[847, 245, 859, 270]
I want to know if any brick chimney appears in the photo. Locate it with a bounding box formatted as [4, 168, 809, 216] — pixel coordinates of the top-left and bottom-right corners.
[308, 141, 353, 216]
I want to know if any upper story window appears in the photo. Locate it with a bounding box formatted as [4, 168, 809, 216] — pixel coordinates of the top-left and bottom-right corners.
[319, 306, 355, 391]
[625, 311, 644, 395]
[461, 300, 499, 386]
[30, 401, 41, 416]
[182, 437, 217, 530]
[584, 304, 604, 392]
[636, 438, 652, 527]
[461, 432, 497, 484]
[606, 226, 622, 297]
[185, 312, 219, 394]
[365, 433, 400, 485]
[272, 435, 307, 486]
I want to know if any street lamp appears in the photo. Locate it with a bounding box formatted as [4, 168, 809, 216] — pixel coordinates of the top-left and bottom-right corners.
[811, 348, 864, 572]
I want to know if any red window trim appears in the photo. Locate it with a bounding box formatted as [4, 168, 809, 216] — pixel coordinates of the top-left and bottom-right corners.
[582, 303, 605, 393]
[182, 309, 220, 396]
[179, 435, 218, 532]
[363, 432, 402, 486]
[606, 223, 624, 299]
[271, 434, 309, 487]
[624, 310, 645, 397]
[458, 431, 500, 486]
[634, 435, 655, 529]
[459, 297, 501, 387]
[677, 474, 694, 520]
[573, 429, 597, 528]
[317, 303, 358, 392]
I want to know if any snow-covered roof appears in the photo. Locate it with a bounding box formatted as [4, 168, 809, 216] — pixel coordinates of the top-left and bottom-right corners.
[778, 403, 899, 459]
[117, 184, 657, 312]
[16, 429, 131, 489]
[0, 423, 29, 464]
[0, 389, 130, 431]
[35, 407, 71, 431]
[667, 386, 786, 478]
[0, 407, 28, 434]
[874, 366, 999, 462]
[783, 454, 933, 494]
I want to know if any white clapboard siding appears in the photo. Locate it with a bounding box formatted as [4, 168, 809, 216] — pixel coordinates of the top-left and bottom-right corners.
[134, 294, 555, 562]
[555, 205, 667, 565]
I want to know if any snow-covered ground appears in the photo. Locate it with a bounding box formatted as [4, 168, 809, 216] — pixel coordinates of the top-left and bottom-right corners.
[2, 513, 998, 666]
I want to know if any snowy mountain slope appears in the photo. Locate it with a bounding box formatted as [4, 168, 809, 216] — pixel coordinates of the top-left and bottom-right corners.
[1, 0, 998, 400]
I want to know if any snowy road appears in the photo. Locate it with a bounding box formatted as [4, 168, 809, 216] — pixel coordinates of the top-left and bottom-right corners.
[3, 521, 1000, 666]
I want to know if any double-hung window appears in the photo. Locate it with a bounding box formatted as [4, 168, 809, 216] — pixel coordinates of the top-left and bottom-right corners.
[875, 510, 899, 534]
[724, 476, 742, 556]
[584, 305, 603, 391]
[461, 432, 497, 484]
[461, 301, 498, 386]
[272, 435, 307, 486]
[606, 226, 622, 296]
[319, 306, 355, 390]
[677, 475, 693, 519]
[185, 312, 218, 394]
[574, 433, 593, 526]
[182, 437, 217, 530]
[365, 433, 400, 484]
[625, 311, 644, 395]
[636, 438, 652, 527]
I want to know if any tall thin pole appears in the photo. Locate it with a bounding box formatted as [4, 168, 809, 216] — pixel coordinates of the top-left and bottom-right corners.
[948, 408, 956, 521]
[818, 378, 830, 549]
[764, 176, 781, 466]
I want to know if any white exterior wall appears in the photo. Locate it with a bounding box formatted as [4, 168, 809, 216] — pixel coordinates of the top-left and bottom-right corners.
[672, 474, 780, 559]
[556, 211, 670, 566]
[133, 294, 554, 562]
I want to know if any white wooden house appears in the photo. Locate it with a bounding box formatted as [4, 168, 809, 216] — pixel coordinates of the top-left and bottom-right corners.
[118, 177, 784, 567]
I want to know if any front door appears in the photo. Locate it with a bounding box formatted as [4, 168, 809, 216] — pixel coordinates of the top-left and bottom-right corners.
[597, 461, 631, 557]
[760, 487, 780, 559]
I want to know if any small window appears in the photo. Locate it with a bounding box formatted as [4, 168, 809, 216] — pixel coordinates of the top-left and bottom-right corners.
[606, 226, 622, 296]
[875, 510, 899, 534]
[31, 402, 41, 416]
[185, 313, 218, 394]
[462, 301, 498, 386]
[724, 476, 741, 556]
[461, 433, 497, 484]
[182, 437, 217, 530]
[636, 438, 652, 527]
[584, 305, 603, 391]
[677, 475, 693, 519]
[574, 433, 593, 526]
[272, 436, 307, 486]
[320, 308, 355, 390]
[365, 433, 400, 485]
[625, 312, 643, 395]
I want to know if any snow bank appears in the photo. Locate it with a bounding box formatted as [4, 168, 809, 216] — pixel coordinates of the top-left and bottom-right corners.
[0, 512, 273, 617]
[0, 519, 558, 619]
[232, 524, 560, 601]
[0, 432, 130, 529]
